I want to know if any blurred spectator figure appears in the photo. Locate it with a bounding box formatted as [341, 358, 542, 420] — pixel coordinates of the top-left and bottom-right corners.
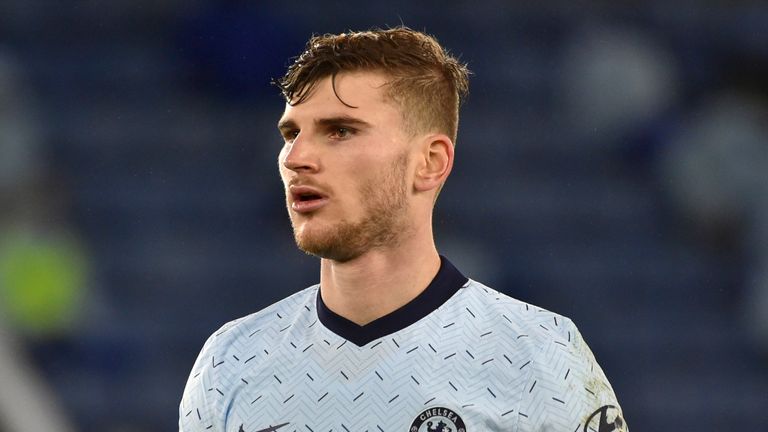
[560, 25, 679, 155]
[0, 49, 90, 343]
[0, 50, 80, 432]
[658, 92, 768, 353]
[746, 199, 768, 356]
[659, 93, 768, 248]
[0, 50, 41, 197]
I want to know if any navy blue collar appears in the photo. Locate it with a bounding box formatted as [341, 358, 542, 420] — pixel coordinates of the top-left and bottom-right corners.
[316, 256, 468, 347]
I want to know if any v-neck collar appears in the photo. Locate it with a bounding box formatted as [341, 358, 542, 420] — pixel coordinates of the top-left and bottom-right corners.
[316, 256, 469, 347]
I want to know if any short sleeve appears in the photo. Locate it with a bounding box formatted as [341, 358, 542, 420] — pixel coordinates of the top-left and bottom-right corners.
[515, 317, 628, 432]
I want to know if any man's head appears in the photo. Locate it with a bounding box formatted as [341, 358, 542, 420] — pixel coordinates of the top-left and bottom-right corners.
[276, 27, 469, 262]
[276, 26, 469, 144]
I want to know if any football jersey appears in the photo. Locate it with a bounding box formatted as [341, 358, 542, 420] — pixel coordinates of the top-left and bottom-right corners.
[179, 256, 627, 432]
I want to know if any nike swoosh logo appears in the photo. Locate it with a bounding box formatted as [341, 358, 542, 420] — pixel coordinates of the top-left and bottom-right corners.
[239, 422, 290, 432]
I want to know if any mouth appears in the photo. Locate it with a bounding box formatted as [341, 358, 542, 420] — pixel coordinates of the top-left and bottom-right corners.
[295, 192, 324, 202]
[289, 186, 330, 213]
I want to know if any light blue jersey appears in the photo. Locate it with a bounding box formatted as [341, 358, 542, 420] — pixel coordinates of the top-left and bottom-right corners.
[179, 257, 627, 432]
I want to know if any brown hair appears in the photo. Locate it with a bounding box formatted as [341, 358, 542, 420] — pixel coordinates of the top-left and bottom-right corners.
[275, 26, 470, 143]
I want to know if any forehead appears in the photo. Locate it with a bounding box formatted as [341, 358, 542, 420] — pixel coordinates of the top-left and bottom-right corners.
[279, 71, 400, 124]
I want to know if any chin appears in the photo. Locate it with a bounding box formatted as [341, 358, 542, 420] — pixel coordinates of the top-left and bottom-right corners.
[293, 222, 366, 263]
[296, 237, 361, 263]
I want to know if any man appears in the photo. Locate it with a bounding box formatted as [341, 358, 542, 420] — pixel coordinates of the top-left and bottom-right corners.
[180, 27, 627, 432]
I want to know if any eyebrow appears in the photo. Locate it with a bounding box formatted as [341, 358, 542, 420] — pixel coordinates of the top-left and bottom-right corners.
[277, 115, 373, 132]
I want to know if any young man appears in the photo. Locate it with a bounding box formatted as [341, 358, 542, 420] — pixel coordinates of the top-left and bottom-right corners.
[180, 27, 627, 432]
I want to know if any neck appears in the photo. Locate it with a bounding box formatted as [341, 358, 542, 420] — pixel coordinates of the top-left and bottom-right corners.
[319, 226, 440, 326]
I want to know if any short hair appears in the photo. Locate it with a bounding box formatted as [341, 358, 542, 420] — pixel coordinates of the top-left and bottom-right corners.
[275, 26, 470, 143]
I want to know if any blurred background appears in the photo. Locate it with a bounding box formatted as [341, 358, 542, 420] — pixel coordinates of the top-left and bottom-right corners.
[0, 0, 767, 431]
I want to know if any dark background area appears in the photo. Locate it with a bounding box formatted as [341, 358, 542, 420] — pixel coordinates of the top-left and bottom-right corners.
[1, 1, 767, 431]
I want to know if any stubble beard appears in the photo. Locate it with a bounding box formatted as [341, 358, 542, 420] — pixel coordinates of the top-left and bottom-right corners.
[290, 154, 410, 262]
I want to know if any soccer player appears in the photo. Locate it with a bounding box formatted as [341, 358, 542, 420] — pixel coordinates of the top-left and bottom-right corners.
[179, 27, 628, 432]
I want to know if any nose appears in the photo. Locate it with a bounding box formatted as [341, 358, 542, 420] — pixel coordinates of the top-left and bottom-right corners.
[281, 134, 319, 173]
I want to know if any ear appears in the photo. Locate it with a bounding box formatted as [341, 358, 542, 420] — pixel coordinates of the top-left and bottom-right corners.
[413, 134, 454, 193]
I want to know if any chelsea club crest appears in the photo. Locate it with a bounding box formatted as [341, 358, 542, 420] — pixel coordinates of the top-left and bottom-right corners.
[409, 407, 466, 432]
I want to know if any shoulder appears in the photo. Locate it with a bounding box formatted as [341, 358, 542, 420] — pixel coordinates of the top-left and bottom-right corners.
[457, 279, 575, 350]
[436, 280, 628, 430]
[198, 285, 319, 361]
[457, 281, 628, 431]
[179, 285, 319, 431]
[459, 280, 609, 383]
[183, 285, 319, 393]
[515, 318, 627, 431]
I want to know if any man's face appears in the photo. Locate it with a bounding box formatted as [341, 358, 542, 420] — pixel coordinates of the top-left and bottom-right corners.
[277, 71, 415, 262]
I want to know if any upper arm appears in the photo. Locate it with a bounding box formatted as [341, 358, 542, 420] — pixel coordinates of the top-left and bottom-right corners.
[515, 318, 628, 432]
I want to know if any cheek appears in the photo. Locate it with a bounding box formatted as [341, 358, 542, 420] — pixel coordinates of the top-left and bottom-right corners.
[277, 149, 289, 182]
[353, 166, 388, 201]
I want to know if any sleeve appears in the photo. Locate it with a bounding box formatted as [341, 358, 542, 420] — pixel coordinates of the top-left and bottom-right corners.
[515, 317, 628, 432]
[179, 322, 237, 432]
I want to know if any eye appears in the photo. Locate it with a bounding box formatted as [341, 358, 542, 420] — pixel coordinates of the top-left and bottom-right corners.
[282, 129, 299, 142]
[330, 127, 353, 139]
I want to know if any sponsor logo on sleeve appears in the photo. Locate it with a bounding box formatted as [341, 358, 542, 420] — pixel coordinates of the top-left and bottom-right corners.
[583, 405, 626, 432]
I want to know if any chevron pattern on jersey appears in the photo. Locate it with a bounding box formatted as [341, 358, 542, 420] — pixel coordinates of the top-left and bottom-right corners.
[180, 280, 627, 432]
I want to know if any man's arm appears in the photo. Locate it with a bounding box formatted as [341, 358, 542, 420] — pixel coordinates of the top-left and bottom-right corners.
[515, 318, 628, 432]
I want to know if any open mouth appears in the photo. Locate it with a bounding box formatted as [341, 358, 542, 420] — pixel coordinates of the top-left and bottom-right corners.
[296, 193, 323, 202]
[289, 186, 329, 213]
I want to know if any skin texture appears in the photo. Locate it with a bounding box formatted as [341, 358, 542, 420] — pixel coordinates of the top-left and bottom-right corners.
[277, 71, 454, 325]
